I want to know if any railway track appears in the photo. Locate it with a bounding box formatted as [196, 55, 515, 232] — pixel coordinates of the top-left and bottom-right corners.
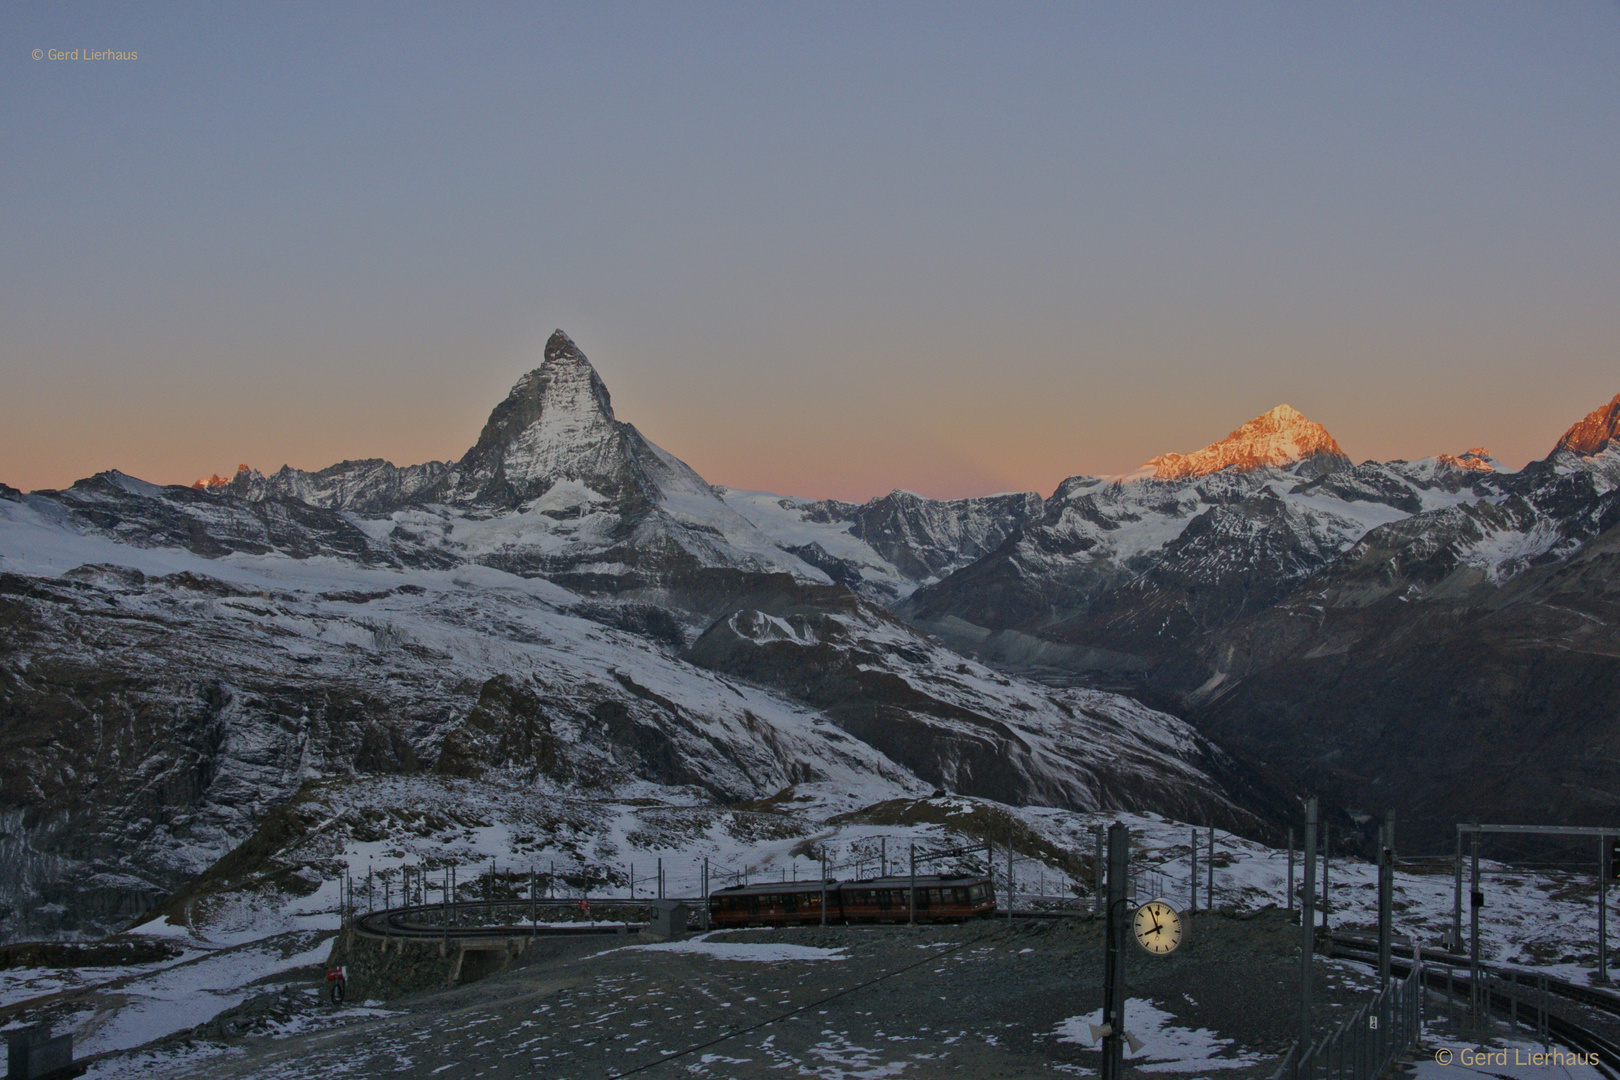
[1329, 933, 1620, 1078]
[352, 897, 670, 938]
[348, 896, 1076, 938]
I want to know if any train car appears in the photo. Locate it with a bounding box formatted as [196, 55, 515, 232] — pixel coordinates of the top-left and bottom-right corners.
[707, 874, 995, 928]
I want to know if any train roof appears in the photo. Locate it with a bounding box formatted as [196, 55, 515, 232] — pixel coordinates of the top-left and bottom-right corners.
[710, 874, 989, 898]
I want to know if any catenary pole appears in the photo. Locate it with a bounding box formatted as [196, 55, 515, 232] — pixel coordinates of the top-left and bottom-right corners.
[1190, 828, 1198, 913]
[1470, 829, 1482, 1023]
[1601, 837, 1610, 985]
[1377, 817, 1393, 988]
[821, 851, 828, 927]
[1299, 797, 1318, 1053]
[1007, 830, 1014, 921]
[1286, 829, 1294, 914]
[1207, 825, 1214, 910]
[909, 844, 917, 925]
[1320, 825, 1330, 931]
[1458, 829, 1470, 945]
[1094, 826, 1106, 915]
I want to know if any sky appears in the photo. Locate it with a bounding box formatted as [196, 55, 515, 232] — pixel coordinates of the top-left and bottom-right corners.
[3, 3, 1618, 502]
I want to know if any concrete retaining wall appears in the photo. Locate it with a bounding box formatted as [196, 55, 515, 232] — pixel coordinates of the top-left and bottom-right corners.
[324, 925, 637, 1001]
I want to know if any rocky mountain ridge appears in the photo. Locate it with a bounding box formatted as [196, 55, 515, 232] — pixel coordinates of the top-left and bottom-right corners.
[1554, 391, 1620, 456]
[734, 391, 1620, 841]
[8, 324, 1619, 933]
[0, 333, 1273, 942]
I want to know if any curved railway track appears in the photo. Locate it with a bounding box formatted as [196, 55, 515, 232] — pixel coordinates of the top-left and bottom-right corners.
[352, 898, 673, 938]
[1329, 933, 1620, 1077]
[348, 896, 1077, 938]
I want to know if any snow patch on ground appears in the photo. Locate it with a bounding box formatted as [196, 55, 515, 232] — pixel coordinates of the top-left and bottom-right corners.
[70, 936, 334, 1057]
[1052, 1000, 1264, 1072]
[627, 934, 849, 963]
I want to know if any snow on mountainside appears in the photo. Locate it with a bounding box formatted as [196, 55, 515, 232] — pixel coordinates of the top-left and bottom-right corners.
[0, 333, 1269, 944]
[1161, 446, 1620, 845]
[0, 496, 1257, 942]
[1125, 403, 1349, 482]
[717, 488, 1041, 602]
[42, 332, 824, 607]
[1137, 392, 1620, 845]
[904, 402, 1510, 681]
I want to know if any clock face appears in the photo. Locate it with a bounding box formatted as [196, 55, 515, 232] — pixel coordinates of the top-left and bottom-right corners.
[1131, 899, 1184, 956]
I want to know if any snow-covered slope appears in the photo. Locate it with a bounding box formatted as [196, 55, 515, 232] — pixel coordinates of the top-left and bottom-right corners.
[904, 404, 1511, 679]
[1146, 401, 1620, 846]
[0, 500, 1257, 941]
[716, 488, 1041, 602]
[0, 334, 1273, 943]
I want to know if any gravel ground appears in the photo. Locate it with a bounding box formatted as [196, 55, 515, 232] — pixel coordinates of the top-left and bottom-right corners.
[104, 910, 1415, 1079]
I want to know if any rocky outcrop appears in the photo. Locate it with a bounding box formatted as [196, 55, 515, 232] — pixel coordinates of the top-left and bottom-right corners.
[227, 459, 450, 516]
[1554, 391, 1620, 456]
[843, 490, 1042, 581]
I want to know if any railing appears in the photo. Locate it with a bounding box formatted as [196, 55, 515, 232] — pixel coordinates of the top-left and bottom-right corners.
[1274, 956, 1424, 1080]
[1420, 959, 1551, 1043]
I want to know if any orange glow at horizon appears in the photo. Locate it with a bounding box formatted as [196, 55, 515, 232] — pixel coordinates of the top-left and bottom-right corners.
[4, 353, 1608, 506]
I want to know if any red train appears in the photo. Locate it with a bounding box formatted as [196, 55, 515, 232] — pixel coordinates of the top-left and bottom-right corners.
[708, 874, 996, 927]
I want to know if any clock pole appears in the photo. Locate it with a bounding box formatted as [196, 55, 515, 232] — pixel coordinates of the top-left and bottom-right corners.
[1101, 821, 1129, 1080]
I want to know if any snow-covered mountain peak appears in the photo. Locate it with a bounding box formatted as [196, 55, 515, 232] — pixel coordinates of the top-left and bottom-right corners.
[446, 328, 627, 500]
[1553, 391, 1620, 457]
[1435, 447, 1501, 473]
[402, 326, 743, 522]
[1135, 403, 1348, 482]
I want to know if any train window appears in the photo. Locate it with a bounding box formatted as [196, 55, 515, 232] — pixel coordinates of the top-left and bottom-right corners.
[969, 885, 986, 901]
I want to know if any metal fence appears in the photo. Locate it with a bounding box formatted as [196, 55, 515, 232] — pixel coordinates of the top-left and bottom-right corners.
[1274, 957, 1424, 1080]
[1422, 960, 1551, 1043]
